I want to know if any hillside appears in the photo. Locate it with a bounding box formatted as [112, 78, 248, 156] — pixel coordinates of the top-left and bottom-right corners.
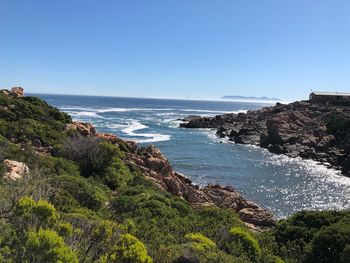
[0, 88, 349, 263]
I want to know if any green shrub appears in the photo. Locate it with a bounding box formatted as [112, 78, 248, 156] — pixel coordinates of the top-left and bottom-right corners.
[185, 233, 216, 252]
[222, 227, 261, 260]
[56, 222, 73, 237]
[104, 233, 153, 263]
[15, 196, 60, 229]
[38, 156, 80, 176]
[50, 175, 108, 211]
[270, 211, 350, 263]
[61, 138, 133, 189]
[25, 228, 78, 263]
[341, 244, 350, 263]
[307, 220, 350, 263]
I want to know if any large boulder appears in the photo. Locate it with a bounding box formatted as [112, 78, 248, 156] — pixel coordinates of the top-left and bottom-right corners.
[65, 121, 96, 136]
[0, 87, 24, 97]
[10, 87, 24, 97]
[3, 159, 29, 181]
[239, 207, 276, 227]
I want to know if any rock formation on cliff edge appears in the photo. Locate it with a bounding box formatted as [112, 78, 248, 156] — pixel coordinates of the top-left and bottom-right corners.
[181, 100, 350, 176]
[0, 87, 275, 229]
[66, 121, 276, 229]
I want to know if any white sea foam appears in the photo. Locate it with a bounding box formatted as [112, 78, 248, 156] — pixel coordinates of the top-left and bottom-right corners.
[161, 118, 183, 128]
[204, 128, 350, 186]
[121, 120, 171, 143]
[186, 109, 247, 114]
[121, 121, 148, 134]
[74, 111, 100, 117]
[66, 111, 102, 118]
[61, 106, 247, 115]
[104, 123, 130, 129]
[136, 134, 171, 143]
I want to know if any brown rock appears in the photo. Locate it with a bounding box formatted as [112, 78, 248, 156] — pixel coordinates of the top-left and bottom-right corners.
[239, 208, 276, 227]
[0, 89, 10, 96]
[3, 159, 29, 181]
[60, 119, 277, 228]
[96, 132, 120, 144]
[317, 135, 335, 150]
[146, 157, 169, 173]
[65, 121, 96, 136]
[10, 87, 24, 97]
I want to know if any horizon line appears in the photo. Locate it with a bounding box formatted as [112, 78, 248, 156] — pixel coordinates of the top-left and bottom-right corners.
[27, 91, 284, 104]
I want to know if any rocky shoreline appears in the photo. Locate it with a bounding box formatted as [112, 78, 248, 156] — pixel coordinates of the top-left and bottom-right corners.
[180, 100, 350, 176]
[1, 87, 276, 229]
[67, 121, 276, 230]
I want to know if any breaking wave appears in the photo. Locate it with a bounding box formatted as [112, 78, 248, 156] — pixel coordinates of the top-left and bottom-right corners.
[121, 120, 171, 143]
[60, 106, 246, 115]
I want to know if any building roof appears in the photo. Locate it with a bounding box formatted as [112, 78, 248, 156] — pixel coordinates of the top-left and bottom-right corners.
[311, 91, 350, 97]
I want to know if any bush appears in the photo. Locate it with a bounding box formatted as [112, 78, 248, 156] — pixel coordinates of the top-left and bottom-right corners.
[50, 175, 108, 211]
[104, 233, 153, 263]
[184, 233, 216, 252]
[222, 227, 261, 261]
[61, 137, 133, 189]
[270, 211, 350, 263]
[307, 221, 350, 263]
[25, 228, 78, 263]
[15, 196, 60, 229]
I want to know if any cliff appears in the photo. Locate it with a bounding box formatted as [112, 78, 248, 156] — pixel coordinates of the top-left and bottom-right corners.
[181, 100, 350, 176]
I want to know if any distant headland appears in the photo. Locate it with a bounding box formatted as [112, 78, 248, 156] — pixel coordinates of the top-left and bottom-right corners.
[221, 95, 281, 101]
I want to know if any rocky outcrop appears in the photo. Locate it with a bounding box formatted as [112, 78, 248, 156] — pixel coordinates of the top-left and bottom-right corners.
[124, 144, 276, 228]
[65, 121, 96, 136]
[85, 127, 276, 228]
[181, 100, 350, 176]
[3, 159, 29, 181]
[10, 87, 24, 97]
[0, 87, 24, 97]
[64, 118, 276, 228]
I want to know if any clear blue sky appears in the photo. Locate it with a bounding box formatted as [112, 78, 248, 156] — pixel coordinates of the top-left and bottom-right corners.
[1, 0, 350, 100]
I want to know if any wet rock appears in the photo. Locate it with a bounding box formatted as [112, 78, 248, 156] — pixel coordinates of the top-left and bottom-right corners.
[178, 115, 202, 122]
[268, 144, 284, 154]
[125, 144, 276, 228]
[181, 100, 350, 176]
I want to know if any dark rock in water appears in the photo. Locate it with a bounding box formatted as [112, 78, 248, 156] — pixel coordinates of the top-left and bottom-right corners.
[180, 100, 350, 176]
[178, 115, 202, 122]
[268, 144, 284, 154]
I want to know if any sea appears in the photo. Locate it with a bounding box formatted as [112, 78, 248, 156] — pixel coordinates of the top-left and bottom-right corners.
[35, 94, 350, 218]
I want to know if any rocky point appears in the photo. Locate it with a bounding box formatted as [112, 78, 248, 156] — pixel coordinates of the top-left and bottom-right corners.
[180, 100, 350, 176]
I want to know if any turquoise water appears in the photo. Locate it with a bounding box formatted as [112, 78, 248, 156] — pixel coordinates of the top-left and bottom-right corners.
[37, 94, 350, 218]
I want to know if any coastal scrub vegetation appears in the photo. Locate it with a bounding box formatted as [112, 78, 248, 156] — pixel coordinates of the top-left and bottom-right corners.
[0, 93, 350, 262]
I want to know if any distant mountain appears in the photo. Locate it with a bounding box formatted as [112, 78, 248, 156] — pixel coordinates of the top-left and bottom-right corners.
[221, 95, 280, 101]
